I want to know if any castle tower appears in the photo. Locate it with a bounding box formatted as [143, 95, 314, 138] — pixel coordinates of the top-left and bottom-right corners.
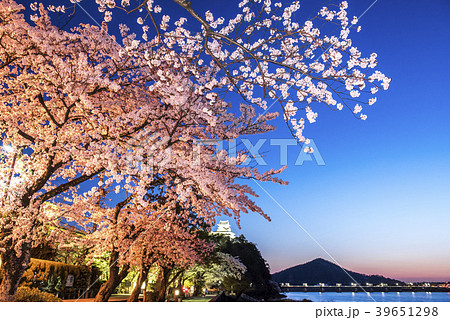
[212, 220, 236, 239]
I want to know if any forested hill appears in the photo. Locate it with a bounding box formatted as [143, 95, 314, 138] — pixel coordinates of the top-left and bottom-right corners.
[272, 258, 403, 286]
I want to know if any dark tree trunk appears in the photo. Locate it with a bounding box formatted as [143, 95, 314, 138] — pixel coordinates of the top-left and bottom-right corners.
[94, 197, 133, 302]
[193, 271, 205, 296]
[0, 242, 31, 301]
[94, 250, 129, 302]
[173, 271, 184, 300]
[127, 265, 149, 302]
[154, 266, 171, 302]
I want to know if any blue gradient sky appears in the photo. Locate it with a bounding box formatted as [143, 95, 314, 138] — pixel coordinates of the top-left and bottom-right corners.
[20, 0, 450, 282]
[219, 0, 450, 282]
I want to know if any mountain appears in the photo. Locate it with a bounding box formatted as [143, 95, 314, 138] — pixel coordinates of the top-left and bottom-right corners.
[271, 258, 403, 286]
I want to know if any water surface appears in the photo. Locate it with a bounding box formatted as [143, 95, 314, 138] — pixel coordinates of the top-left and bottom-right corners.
[285, 291, 450, 302]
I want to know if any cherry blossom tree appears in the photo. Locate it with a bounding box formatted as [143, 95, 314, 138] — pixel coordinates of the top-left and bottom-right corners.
[0, 0, 389, 301]
[185, 251, 247, 293]
[0, 2, 165, 300]
[73, 186, 215, 302]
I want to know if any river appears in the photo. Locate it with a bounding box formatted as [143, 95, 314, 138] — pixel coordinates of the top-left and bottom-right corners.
[285, 291, 450, 302]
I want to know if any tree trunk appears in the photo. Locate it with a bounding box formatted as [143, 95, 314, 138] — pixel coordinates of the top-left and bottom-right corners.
[0, 243, 31, 301]
[193, 271, 205, 296]
[173, 271, 184, 301]
[154, 266, 171, 302]
[94, 199, 133, 302]
[94, 250, 129, 302]
[127, 266, 149, 302]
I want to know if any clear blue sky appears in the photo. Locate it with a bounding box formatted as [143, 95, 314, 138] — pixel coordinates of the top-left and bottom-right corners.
[21, 0, 450, 282]
[219, 0, 450, 282]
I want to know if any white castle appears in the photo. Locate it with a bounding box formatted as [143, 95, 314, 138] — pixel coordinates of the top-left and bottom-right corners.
[212, 220, 236, 239]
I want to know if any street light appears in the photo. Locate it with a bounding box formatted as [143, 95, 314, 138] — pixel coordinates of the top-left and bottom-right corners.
[3, 145, 13, 154]
[1, 145, 18, 206]
[174, 289, 180, 302]
[1, 145, 25, 206]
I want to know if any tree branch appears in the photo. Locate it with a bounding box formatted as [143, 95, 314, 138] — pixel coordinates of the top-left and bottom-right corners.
[38, 168, 104, 202]
[37, 93, 62, 128]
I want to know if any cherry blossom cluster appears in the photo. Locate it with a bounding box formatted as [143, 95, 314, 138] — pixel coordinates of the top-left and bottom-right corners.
[88, 0, 390, 144]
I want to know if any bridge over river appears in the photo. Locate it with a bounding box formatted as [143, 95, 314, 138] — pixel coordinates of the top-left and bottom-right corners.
[280, 285, 450, 293]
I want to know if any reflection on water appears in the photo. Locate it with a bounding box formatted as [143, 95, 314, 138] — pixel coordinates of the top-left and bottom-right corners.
[285, 291, 450, 302]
